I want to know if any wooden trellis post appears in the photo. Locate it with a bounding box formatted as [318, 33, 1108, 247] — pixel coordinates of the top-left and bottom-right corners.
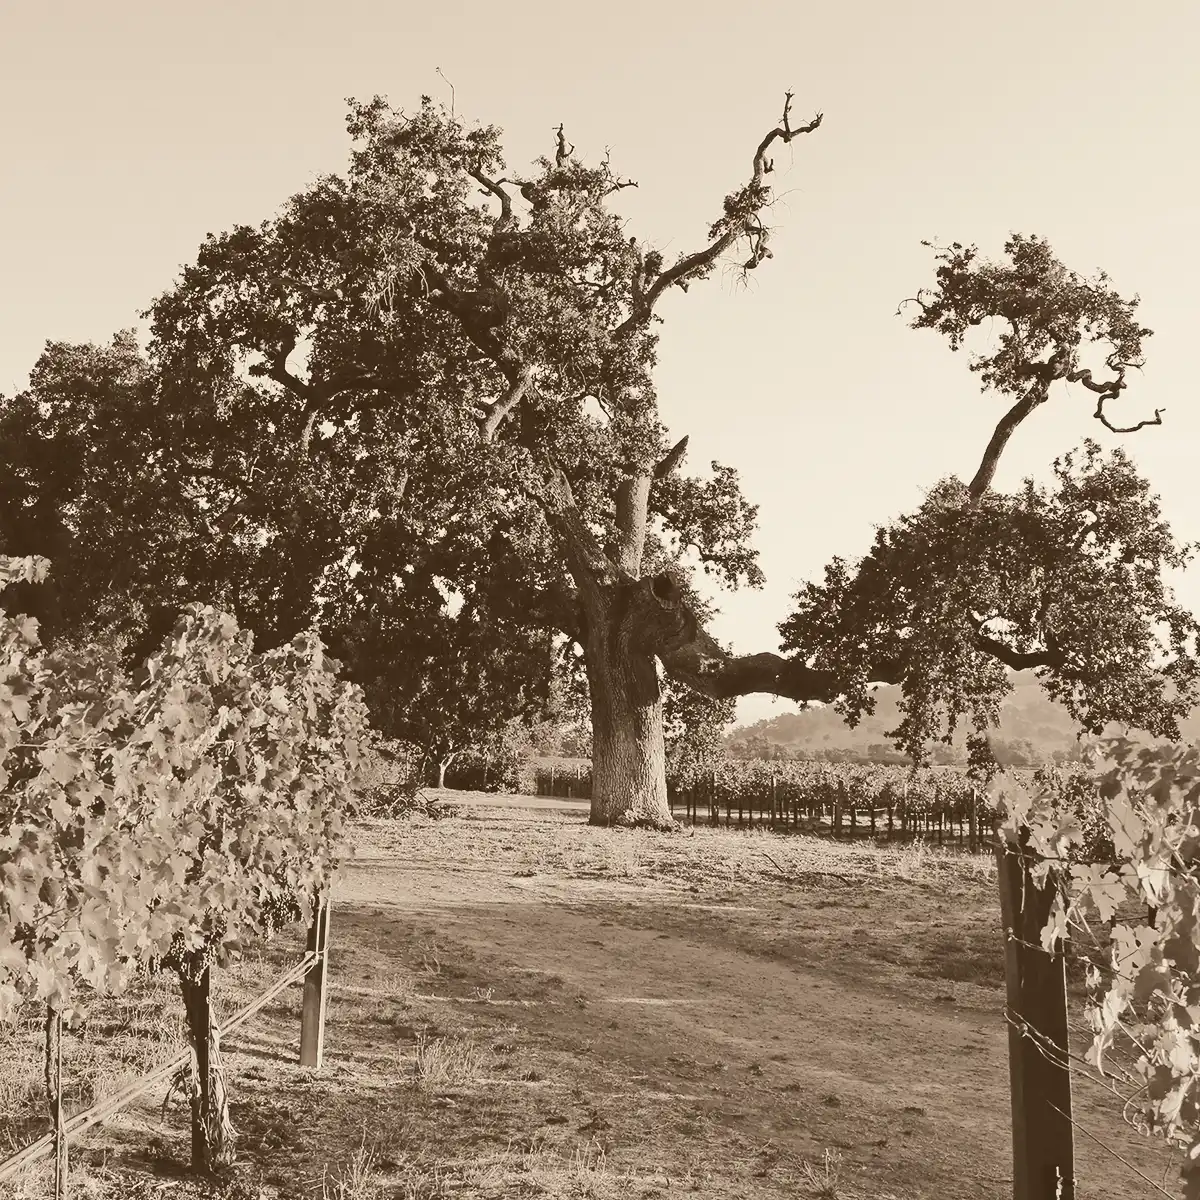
[300, 895, 332, 1070]
[45, 1007, 67, 1198]
[996, 834, 1074, 1200]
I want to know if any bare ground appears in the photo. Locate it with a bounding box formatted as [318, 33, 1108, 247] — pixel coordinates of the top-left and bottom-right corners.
[1, 789, 1183, 1199]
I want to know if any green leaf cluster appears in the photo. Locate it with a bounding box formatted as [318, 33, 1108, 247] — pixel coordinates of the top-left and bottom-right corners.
[1001, 739, 1200, 1193]
[0, 557, 369, 1021]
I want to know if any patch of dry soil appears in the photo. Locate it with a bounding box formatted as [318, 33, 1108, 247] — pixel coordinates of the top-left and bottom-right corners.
[334, 792, 1176, 1199]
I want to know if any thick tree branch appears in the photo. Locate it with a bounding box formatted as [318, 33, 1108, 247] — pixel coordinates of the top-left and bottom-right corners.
[299, 406, 322, 457]
[968, 385, 1048, 501]
[417, 251, 510, 361]
[539, 461, 625, 612]
[612, 473, 652, 577]
[654, 435, 689, 479]
[1066, 363, 1126, 398]
[293, 375, 403, 456]
[659, 613, 1068, 705]
[968, 352, 1162, 498]
[480, 365, 535, 442]
[662, 638, 904, 704]
[614, 570, 900, 702]
[608, 431, 688, 578]
[248, 328, 401, 456]
[973, 630, 1065, 671]
[470, 167, 517, 232]
[967, 615, 1066, 671]
[260, 331, 314, 401]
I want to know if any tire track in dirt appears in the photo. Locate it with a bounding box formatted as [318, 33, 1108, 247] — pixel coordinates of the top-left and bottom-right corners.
[339, 829, 1174, 1199]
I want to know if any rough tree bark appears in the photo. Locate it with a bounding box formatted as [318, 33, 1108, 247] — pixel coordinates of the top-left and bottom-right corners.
[585, 630, 669, 826]
[539, 459, 909, 827]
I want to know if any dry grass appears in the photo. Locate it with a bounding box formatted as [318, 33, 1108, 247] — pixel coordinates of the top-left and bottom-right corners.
[378, 1138, 664, 1200]
[317, 1133, 384, 1200]
[801, 1148, 845, 1199]
[409, 1035, 488, 1090]
[0, 970, 188, 1158]
[361, 806, 998, 900]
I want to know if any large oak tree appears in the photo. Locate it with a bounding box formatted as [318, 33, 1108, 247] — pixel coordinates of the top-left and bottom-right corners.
[2, 97, 1195, 826]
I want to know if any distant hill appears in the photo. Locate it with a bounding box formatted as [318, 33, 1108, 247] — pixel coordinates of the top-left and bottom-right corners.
[725, 671, 1200, 764]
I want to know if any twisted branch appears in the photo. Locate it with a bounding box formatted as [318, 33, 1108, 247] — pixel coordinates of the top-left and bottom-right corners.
[469, 166, 516, 232]
[480, 365, 535, 442]
[613, 92, 822, 337]
[1063, 359, 1162, 433]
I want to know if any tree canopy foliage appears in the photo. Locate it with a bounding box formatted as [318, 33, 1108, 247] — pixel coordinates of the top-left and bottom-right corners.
[0, 96, 776, 806]
[780, 236, 1195, 769]
[0, 98, 1194, 818]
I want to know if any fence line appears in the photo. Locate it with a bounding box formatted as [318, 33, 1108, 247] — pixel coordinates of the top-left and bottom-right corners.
[0, 948, 320, 1188]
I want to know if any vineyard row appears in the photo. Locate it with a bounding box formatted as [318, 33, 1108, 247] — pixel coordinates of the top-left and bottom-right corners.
[533, 759, 1096, 847]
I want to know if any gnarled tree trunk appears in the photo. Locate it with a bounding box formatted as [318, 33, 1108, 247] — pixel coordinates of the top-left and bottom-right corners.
[586, 631, 671, 828]
[178, 963, 235, 1173]
[543, 457, 901, 828]
[436, 756, 452, 788]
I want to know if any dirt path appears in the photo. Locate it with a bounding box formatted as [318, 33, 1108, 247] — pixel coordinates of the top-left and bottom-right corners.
[332, 796, 1176, 1199]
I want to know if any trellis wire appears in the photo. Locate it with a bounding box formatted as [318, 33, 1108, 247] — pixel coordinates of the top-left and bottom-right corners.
[0, 949, 319, 1187]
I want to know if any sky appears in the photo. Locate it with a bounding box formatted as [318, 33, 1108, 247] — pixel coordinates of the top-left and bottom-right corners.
[2, 0, 1198, 726]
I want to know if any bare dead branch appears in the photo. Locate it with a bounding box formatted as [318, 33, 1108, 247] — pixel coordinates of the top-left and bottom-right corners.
[613, 93, 821, 337]
[1063, 360, 1164, 433]
[1093, 397, 1165, 434]
[555, 124, 574, 167]
[753, 91, 824, 176]
[653, 435, 690, 479]
[895, 290, 934, 317]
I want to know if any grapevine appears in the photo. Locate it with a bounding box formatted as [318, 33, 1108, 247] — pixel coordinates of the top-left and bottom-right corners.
[534, 757, 1104, 838]
[0, 555, 370, 1170]
[998, 738, 1200, 1196]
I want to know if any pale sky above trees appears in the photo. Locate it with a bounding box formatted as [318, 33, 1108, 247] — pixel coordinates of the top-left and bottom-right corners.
[3, 0, 1197, 723]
